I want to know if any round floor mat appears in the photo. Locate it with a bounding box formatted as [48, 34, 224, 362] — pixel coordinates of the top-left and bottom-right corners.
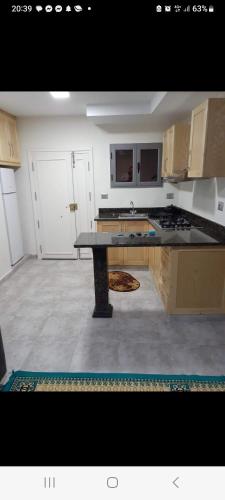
[108, 271, 140, 292]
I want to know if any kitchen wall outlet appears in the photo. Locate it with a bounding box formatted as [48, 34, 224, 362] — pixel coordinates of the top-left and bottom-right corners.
[101, 194, 108, 199]
[166, 193, 174, 199]
[217, 201, 224, 211]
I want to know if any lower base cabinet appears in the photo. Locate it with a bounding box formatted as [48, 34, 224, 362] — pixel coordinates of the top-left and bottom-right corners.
[97, 221, 124, 265]
[123, 221, 149, 265]
[149, 246, 225, 314]
[97, 222, 225, 313]
[97, 220, 152, 266]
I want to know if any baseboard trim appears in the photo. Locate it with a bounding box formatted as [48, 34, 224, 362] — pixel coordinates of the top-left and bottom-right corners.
[0, 254, 35, 285]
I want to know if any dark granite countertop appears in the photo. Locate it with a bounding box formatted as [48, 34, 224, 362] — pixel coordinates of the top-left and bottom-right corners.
[94, 206, 171, 221]
[74, 205, 225, 248]
[74, 228, 220, 248]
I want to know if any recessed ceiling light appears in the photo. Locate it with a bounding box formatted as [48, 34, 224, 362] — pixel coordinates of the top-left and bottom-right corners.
[50, 91, 70, 99]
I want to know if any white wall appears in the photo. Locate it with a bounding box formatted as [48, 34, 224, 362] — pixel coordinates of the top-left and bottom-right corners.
[15, 116, 178, 255]
[0, 183, 11, 280]
[174, 178, 225, 226]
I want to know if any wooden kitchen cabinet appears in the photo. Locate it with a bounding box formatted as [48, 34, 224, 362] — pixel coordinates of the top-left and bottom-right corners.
[188, 98, 225, 178]
[97, 219, 153, 266]
[149, 246, 162, 280]
[149, 245, 225, 314]
[97, 221, 124, 265]
[149, 246, 171, 307]
[161, 122, 190, 178]
[0, 110, 21, 168]
[148, 246, 155, 269]
[123, 221, 150, 265]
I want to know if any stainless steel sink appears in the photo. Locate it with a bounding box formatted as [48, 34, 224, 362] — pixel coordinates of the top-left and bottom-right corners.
[119, 213, 148, 219]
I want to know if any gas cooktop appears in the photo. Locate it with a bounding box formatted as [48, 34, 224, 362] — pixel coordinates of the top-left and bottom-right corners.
[152, 215, 203, 231]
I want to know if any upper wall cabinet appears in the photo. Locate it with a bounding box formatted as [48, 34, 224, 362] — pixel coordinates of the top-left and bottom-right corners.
[0, 110, 21, 168]
[161, 122, 190, 179]
[110, 143, 162, 188]
[188, 98, 225, 178]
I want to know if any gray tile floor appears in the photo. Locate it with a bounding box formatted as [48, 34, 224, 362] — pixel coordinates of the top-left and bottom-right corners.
[0, 256, 225, 380]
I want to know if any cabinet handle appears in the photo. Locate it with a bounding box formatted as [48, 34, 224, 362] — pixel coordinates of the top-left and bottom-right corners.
[137, 162, 140, 173]
[11, 144, 14, 157]
[8, 142, 11, 157]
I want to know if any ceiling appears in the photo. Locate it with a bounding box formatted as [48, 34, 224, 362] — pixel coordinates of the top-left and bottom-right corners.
[0, 91, 225, 132]
[0, 92, 155, 116]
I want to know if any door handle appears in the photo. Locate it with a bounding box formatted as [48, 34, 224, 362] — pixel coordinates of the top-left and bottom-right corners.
[69, 203, 78, 212]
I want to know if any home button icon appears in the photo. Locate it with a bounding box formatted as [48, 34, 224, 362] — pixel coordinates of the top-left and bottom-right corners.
[107, 477, 118, 488]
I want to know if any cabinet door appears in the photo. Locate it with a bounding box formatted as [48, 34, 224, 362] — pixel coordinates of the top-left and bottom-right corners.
[152, 246, 162, 282]
[166, 127, 174, 175]
[188, 100, 208, 177]
[6, 116, 20, 164]
[97, 221, 124, 265]
[161, 132, 168, 177]
[149, 247, 155, 270]
[174, 248, 225, 312]
[173, 122, 190, 175]
[123, 221, 149, 265]
[0, 113, 11, 163]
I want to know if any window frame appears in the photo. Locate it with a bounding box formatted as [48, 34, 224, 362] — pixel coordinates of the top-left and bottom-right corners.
[110, 142, 163, 188]
[110, 143, 137, 188]
[136, 143, 163, 187]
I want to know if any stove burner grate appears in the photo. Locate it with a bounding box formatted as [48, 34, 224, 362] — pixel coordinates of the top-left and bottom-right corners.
[153, 216, 203, 231]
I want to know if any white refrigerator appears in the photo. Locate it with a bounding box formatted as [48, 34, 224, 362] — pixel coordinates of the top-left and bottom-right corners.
[0, 168, 24, 266]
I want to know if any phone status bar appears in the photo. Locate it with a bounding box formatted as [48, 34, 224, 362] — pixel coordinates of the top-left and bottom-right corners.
[8, 1, 219, 16]
[154, 3, 215, 13]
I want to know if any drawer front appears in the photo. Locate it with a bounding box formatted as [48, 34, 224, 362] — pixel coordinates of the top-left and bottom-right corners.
[124, 221, 150, 233]
[97, 221, 122, 232]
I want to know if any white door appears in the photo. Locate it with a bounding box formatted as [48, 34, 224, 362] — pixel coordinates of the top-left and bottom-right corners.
[72, 151, 95, 259]
[31, 151, 78, 259]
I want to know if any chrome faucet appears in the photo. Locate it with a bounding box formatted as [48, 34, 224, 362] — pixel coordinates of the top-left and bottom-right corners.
[130, 201, 136, 215]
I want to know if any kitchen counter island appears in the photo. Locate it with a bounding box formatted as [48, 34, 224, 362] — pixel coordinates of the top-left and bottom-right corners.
[74, 205, 225, 317]
[74, 225, 221, 318]
[94, 205, 225, 245]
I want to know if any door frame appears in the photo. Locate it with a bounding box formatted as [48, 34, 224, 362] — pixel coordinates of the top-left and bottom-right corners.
[28, 147, 95, 259]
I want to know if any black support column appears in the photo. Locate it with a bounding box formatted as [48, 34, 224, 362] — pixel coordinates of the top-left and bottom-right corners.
[92, 247, 113, 318]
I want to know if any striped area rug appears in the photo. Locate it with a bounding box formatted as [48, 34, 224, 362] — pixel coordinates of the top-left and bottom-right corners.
[2, 371, 225, 391]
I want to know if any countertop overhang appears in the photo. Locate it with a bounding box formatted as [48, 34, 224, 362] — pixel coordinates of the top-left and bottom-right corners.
[74, 229, 220, 248]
